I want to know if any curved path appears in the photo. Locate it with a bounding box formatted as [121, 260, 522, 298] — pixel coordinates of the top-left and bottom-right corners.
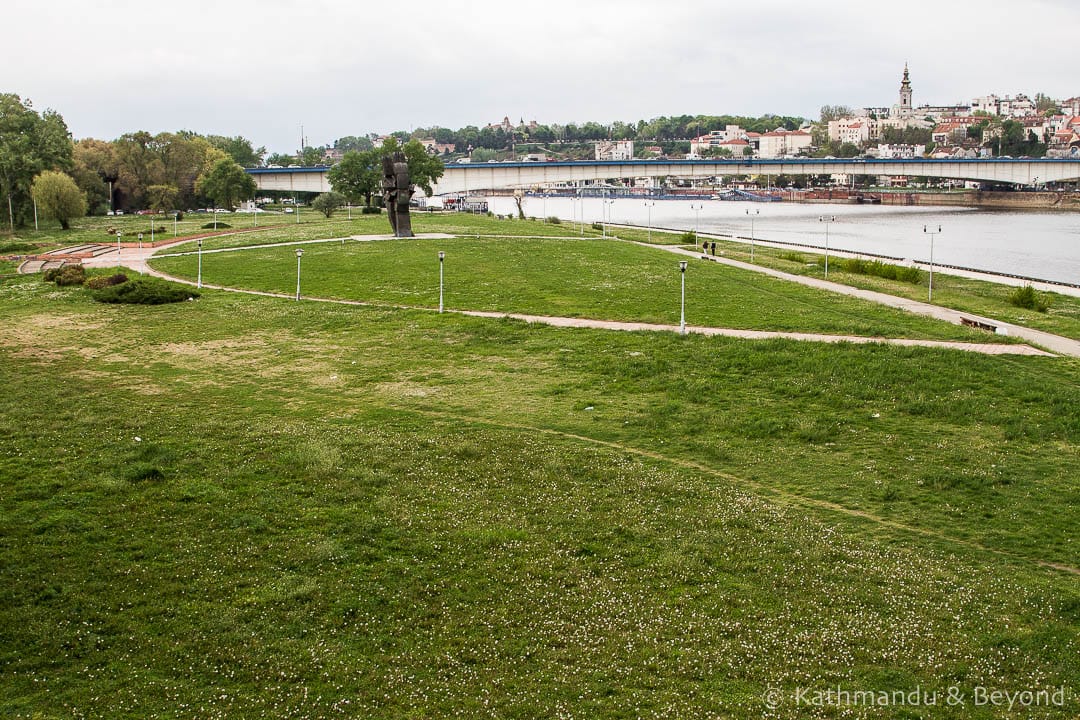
[58, 234, 1059, 357]
[644, 242, 1080, 357]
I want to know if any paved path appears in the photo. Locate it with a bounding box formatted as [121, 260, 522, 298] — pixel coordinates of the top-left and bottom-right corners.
[33, 234, 1068, 357]
[641, 242, 1080, 358]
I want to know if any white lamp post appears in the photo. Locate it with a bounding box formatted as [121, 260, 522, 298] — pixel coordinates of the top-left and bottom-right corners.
[679, 260, 688, 335]
[438, 251, 446, 313]
[691, 203, 703, 237]
[746, 207, 760, 262]
[197, 238, 203, 289]
[924, 224, 941, 301]
[116, 230, 122, 266]
[138, 232, 143, 250]
[173, 212, 178, 236]
[295, 247, 304, 300]
[819, 215, 837, 278]
[213, 208, 218, 231]
[646, 200, 656, 243]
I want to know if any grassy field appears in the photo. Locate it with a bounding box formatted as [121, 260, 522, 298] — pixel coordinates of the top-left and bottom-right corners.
[148, 236, 1009, 343]
[1, 267, 1078, 718]
[614, 224, 1080, 341]
[3, 211, 1079, 717]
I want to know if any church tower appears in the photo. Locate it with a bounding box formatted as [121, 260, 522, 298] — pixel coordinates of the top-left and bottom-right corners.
[898, 63, 913, 119]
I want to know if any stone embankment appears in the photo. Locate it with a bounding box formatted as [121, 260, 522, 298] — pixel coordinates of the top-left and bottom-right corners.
[791, 189, 1080, 210]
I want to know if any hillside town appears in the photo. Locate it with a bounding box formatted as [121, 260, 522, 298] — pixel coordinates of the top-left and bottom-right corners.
[366, 65, 1080, 166]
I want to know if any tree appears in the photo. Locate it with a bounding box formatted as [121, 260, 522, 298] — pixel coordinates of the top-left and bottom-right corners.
[327, 149, 381, 206]
[0, 94, 73, 231]
[31, 170, 86, 230]
[146, 184, 180, 212]
[312, 191, 345, 218]
[266, 152, 295, 167]
[400, 139, 444, 196]
[299, 146, 325, 166]
[196, 158, 256, 210]
[207, 135, 265, 167]
[71, 138, 118, 215]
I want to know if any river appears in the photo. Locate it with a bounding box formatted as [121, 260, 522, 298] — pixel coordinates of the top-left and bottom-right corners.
[482, 196, 1080, 286]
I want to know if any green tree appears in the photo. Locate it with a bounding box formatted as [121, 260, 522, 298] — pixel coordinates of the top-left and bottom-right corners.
[207, 135, 266, 167]
[146, 184, 180, 212]
[312, 191, 345, 218]
[400, 139, 445, 196]
[0, 94, 73, 231]
[31, 170, 86, 230]
[327, 149, 381, 206]
[299, 146, 325, 166]
[71, 138, 118, 215]
[196, 158, 256, 210]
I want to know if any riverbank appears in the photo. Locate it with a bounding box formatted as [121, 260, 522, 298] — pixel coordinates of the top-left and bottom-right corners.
[789, 189, 1080, 210]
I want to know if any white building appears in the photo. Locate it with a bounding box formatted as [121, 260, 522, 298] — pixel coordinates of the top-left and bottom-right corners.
[757, 130, 812, 158]
[828, 118, 871, 145]
[875, 143, 926, 159]
[594, 140, 634, 161]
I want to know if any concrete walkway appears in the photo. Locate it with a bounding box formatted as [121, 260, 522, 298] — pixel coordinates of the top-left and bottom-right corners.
[32, 233, 1068, 357]
[642, 242, 1080, 358]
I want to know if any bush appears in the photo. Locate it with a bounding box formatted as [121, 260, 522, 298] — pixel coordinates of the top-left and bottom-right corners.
[42, 267, 60, 282]
[680, 231, 698, 244]
[91, 276, 200, 305]
[546, 216, 561, 224]
[0, 242, 38, 254]
[779, 251, 806, 263]
[86, 273, 129, 290]
[54, 265, 87, 286]
[818, 257, 922, 284]
[591, 222, 603, 231]
[200, 222, 231, 229]
[1008, 284, 1050, 312]
[361, 206, 382, 215]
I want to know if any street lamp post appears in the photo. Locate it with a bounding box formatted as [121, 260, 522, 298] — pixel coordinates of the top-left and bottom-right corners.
[116, 230, 122, 266]
[646, 200, 656, 243]
[924, 224, 942, 302]
[691, 203, 703, 237]
[173, 212, 178, 236]
[438, 251, 445, 313]
[138, 232, 143, 250]
[197, 238, 203, 289]
[295, 247, 304, 300]
[679, 260, 688, 335]
[747, 207, 760, 262]
[819, 215, 837, 278]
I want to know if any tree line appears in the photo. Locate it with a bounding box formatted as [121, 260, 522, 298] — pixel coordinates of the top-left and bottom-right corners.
[1, 92, 269, 230]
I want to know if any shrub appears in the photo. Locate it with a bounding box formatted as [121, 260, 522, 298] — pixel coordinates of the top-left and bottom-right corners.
[1008, 284, 1050, 312]
[817, 257, 922, 284]
[91, 276, 200, 305]
[546, 216, 561, 224]
[361, 206, 382, 215]
[86, 273, 129, 290]
[680, 231, 698, 244]
[54, 265, 87, 286]
[200, 222, 231, 229]
[779, 251, 806, 263]
[0, 242, 38, 254]
[591, 222, 603, 231]
[42, 267, 61, 282]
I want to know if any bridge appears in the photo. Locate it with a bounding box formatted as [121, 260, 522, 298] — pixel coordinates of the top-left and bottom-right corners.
[247, 158, 1080, 197]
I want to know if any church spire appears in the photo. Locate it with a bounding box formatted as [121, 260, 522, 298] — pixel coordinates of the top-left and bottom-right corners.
[899, 62, 913, 118]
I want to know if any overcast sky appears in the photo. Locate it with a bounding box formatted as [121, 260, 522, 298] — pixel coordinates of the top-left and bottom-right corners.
[5, 0, 1078, 154]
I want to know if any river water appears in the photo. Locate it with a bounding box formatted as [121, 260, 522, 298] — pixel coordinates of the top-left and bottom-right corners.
[483, 196, 1080, 286]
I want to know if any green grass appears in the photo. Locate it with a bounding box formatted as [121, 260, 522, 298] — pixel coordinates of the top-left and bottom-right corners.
[643, 228, 1080, 341]
[149, 236, 1005, 342]
[0, 274, 1078, 718]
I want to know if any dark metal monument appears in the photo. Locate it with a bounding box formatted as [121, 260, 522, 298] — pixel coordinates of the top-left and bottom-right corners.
[382, 152, 414, 238]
